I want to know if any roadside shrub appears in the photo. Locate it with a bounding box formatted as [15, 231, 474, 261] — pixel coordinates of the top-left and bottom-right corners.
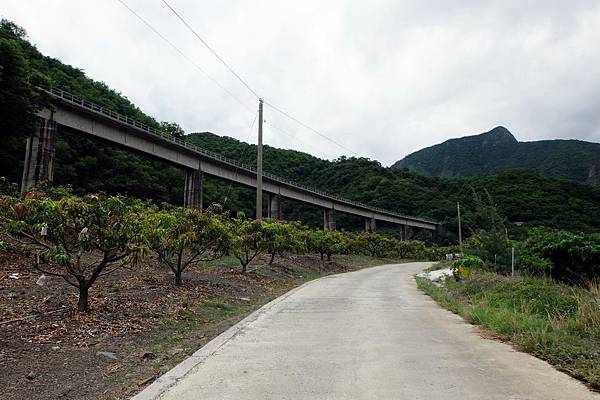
[451, 255, 484, 280]
[517, 227, 600, 284]
[308, 230, 348, 263]
[464, 230, 511, 270]
[424, 245, 460, 261]
[396, 240, 426, 259]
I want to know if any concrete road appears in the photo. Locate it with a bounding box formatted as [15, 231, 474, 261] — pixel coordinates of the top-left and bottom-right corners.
[134, 262, 599, 400]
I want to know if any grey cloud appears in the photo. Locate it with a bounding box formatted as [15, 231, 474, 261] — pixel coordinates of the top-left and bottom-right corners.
[2, 0, 599, 165]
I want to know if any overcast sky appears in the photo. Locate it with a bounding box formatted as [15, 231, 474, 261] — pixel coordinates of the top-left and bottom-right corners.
[3, 1, 600, 165]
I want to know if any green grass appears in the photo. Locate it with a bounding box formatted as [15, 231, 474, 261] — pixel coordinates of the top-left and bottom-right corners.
[416, 272, 600, 390]
[202, 255, 239, 269]
[152, 300, 246, 352]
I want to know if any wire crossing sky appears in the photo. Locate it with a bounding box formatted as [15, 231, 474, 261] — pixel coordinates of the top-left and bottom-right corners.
[3, 1, 600, 165]
[158, 0, 363, 157]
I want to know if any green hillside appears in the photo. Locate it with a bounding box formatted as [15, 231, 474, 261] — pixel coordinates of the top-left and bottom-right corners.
[393, 126, 600, 183]
[187, 132, 600, 234]
[2, 19, 600, 237]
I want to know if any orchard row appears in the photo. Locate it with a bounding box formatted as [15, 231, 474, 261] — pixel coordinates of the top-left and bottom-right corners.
[0, 190, 456, 311]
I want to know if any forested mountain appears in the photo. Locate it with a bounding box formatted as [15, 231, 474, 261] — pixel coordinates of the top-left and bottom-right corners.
[187, 132, 600, 234]
[2, 19, 600, 237]
[393, 126, 600, 183]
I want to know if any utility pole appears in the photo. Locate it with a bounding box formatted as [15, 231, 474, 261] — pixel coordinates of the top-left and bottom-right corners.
[511, 247, 515, 277]
[457, 202, 463, 254]
[256, 99, 264, 220]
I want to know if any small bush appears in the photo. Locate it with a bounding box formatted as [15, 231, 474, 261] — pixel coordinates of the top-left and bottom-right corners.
[517, 228, 600, 284]
[451, 255, 484, 280]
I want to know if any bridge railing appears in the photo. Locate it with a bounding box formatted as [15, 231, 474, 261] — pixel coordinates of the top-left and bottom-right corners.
[40, 86, 436, 225]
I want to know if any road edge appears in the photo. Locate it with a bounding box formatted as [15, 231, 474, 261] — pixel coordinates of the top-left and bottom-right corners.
[131, 263, 407, 399]
[130, 277, 318, 400]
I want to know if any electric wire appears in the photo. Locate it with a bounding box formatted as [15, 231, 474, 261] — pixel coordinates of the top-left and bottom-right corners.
[117, 0, 315, 155]
[116, 0, 254, 114]
[223, 109, 259, 205]
[263, 101, 360, 156]
[161, 0, 261, 100]
[158, 0, 364, 158]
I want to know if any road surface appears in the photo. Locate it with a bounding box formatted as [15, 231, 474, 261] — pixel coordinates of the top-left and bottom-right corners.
[134, 262, 598, 400]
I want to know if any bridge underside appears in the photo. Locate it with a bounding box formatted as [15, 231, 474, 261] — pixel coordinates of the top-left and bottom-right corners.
[23, 101, 438, 234]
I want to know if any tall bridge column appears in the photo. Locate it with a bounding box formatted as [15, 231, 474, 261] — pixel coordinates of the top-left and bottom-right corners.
[399, 224, 408, 241]
[268, 193, 282, 220]
[365, 217, 376, 233]
[183, 169, 203, 209]
[323, 208, 336, 231]
[21, 117, 57, 194]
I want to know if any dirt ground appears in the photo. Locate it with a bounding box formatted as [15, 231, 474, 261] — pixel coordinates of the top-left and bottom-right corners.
[0, 249, 397, 400]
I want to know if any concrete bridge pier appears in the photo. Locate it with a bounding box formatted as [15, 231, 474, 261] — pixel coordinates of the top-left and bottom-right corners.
[399, 224, 408, 241]
[268, 193, 282, 220]
[21, 117, 57, 194]
[323, 208, 336, 231]
[183, 169, 203, 209]
[365, 217, 376, 233]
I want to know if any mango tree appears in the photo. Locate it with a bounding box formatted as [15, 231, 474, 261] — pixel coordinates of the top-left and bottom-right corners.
[357, 232, 396, 258]
[262, 220, 307, 265]
[230, 214, 270, 274]
[0, 192, 149, 311]
[146, 204, 231, 286]
[308, 230, 348, 273]
[396, 240, 427, 259]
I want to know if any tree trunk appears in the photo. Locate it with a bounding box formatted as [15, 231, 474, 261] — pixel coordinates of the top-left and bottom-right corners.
[327, 253, 332, 261]
[241, 263, 247, 274]
[78, 285, 89, 312]
[174, 270, 182, 286]
[269, 251, 276, 265]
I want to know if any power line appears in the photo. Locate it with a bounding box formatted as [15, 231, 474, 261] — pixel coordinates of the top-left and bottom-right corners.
[116, 0, 254, 114]
[223, 109, 259, 205]
[161, 0, 260, 99]
[117, 0, 314, 155]
[265, 121, 314, 152]
[263, 101, 360, 156]
[158, 0, 364, 158]
[122, 0, 366, 159]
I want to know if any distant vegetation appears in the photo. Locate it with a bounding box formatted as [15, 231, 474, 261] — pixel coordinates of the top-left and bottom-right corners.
[394, 126, 600, 183]
[187, 132, 600, 234]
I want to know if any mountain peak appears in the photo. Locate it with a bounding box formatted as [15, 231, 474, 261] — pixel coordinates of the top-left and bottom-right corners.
[392, 126, 600, 182]
[480, 126, 517, 143]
